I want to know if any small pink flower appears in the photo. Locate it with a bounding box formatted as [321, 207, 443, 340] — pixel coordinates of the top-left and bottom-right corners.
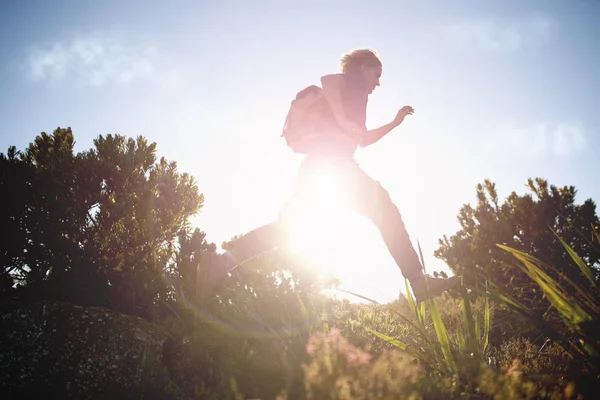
[344, 347, 372, 367]
[359, 351, 372, 365]
[305, 328, 372, 367]
[306, 333, 320, 355]
[327, 328, 343, 342]
[506, 358, 522, 378]
[326, 328, 350, 350]
[306, 342, 315, 356]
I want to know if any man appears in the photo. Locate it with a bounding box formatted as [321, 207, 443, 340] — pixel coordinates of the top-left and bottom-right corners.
[199, 48, 459, 302]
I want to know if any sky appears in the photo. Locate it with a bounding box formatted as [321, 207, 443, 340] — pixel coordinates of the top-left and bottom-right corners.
[1, 0, 599, 303]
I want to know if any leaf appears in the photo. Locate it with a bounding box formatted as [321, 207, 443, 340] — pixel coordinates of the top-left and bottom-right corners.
[365, 327, 408, 350]
[593, 225, 600, 245]
[483, 292, 490, 354]
[429, 299, 457, 375]
[457, 326, 465, 352]
[419, 301, 426, 325]
[388, 309, 435, 347]
[461, 290, 477, 356]
[405, 278, 417, 317]
[498, 244, 591, 326]
[335, 288, 379, 305]
[496, 244, 548, 269]
[554, 230, 597, 287]
[475, 311, 481, 347]
[405, 278, 425, 325]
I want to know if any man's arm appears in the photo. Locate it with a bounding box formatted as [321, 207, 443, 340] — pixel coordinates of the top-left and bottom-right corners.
[359, 105, 414, 148]
[359, 120, 400, 148]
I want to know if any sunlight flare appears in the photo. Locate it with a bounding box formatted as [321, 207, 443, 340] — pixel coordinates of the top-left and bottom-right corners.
[288, 165, 353, 258]
[285, 164, 380, 284]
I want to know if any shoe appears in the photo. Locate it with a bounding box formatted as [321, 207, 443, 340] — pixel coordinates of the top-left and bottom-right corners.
[196, 251, 238, 300]
[410, 275, 460, 303]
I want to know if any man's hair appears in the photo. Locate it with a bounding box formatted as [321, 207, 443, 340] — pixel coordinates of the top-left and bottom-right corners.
[340, 48, 382, 74]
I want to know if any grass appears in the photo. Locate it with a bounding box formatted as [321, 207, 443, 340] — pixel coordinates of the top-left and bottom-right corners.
[162, 230, 600, 398]
[312, 230, 599, 399]
[494, 231, 600, 373]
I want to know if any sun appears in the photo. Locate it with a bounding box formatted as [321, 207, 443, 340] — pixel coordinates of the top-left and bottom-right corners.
[289, 201, 356, 269]
[288, 169, 350, 253]
[285, 166, 376, 278]
[279, 161, 409, 303]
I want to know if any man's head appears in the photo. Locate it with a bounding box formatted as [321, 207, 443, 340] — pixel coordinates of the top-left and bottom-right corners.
[340, 48, 382, 94]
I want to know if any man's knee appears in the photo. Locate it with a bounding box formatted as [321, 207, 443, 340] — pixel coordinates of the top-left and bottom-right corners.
[363, 180, 403, 225]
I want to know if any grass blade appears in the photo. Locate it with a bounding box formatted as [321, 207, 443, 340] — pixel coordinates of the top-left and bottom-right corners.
[405, 278, 425, 325]
[487, 283, 533, 317]
[553, 230, 597, 287]
[497, 244, 591, 325]
[338, 287, 435, 347]
[429, 298, 457, 375]
[405, 278, 418, 319]
[457, 326, 465, 352]
[365, 327, 409, 350]
[475, 311, 481, 347]
[522, 258, 589, 325]
[419, 301, 426, 325]
[461, 290, 477, 355]
[523, 259, 590, 324]
[483, 292, 490, 354]
[593, 225, 600, 245]
[322, 300, 329, 334]
[335, 288, 379, 305]
[388, 309, 435, 347]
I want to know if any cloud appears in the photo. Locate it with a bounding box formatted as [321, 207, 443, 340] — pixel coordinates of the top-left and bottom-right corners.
[485, 122, 586, 157]
[24, 33, 163, 86]
[442, 14, 556, 54]
[551, 123, 586, 155]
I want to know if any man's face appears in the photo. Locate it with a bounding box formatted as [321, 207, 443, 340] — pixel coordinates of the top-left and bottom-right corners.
[360, 64, 382, 94]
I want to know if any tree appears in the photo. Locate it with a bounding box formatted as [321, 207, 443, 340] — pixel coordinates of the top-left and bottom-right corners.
[0, 127, 203, 319]
[435, 178, 600, 337]
[1, 127, 341, 398]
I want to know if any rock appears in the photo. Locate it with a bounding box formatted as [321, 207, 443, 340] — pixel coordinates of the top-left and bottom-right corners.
[0, 300, 184, 399]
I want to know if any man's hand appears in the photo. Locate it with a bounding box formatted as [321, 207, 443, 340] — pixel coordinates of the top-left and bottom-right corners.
[359, 105, 415, 148]
[393, 105, 414, 126]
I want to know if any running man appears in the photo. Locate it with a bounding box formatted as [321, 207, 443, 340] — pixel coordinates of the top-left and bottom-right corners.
[199, 48, 459, 303]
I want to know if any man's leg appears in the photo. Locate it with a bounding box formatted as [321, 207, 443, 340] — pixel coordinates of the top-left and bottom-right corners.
[222, 157, 320, 264]
[196, 158, 313, 300]
[197, 220, 289, 300]
[340, 159, 459, 302]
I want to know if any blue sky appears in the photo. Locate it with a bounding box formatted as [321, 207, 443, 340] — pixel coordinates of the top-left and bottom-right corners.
[1, 0, 599, 302]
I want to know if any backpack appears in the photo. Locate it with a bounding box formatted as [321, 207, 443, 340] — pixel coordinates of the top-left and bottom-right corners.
[280, 84, 339, 154]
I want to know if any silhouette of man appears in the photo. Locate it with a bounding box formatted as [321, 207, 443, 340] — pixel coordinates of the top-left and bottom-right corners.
[199, 48, 459, 302]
